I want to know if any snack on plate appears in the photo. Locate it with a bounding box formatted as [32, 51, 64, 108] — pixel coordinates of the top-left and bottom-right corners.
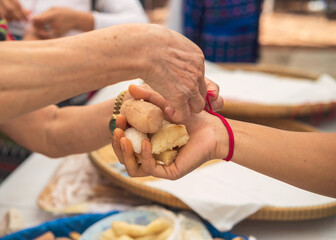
[121, 100, 189, 166]
[99, 217, 173, 240]
[33, 231, 72, 240]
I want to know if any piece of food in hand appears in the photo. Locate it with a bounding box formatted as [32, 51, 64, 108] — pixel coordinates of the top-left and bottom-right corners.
[120, 99, 163, 133]
[124, 128, 149, 154]
[151, 122, 189, 155]
[154, 150, 178, 166]
[121, 100, 189, 166]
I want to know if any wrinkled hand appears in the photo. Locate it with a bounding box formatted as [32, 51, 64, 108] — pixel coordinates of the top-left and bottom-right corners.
[135, 25, 207, 122]
[111, 84, 228, 180]
[0, 0, 28, 21]
[32, 7, 79, 38]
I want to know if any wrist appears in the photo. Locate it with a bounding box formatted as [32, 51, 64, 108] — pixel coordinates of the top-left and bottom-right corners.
[212, 117, 241, 161]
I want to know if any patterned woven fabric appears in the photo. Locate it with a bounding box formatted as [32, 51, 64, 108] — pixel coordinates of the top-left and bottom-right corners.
[0, 133, 32, 183]
[0, 18, 8, 41]
[184, 0, 262, 62]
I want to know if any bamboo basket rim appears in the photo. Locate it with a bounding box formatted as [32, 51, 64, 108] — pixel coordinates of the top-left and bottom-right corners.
[215, 64, 336, 118]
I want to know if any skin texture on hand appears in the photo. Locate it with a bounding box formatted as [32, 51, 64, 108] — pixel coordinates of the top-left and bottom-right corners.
[0, 0, 28, 21]
[137, 24, 207, 122]
[32, 7, 94, 39]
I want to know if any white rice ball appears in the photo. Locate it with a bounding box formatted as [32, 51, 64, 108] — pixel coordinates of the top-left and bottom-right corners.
[124, 127, 149, 154]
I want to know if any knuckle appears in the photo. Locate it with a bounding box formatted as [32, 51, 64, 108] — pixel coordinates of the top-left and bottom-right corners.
[176, 92, 187, 101]
[188, 85, 200, 97]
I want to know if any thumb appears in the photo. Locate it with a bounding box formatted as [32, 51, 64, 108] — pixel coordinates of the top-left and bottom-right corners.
[128, 84, 168, 111]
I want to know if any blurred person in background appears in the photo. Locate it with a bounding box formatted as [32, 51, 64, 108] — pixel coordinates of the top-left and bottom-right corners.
[183, 0, 262, 62]
[0, 0, 148, 40]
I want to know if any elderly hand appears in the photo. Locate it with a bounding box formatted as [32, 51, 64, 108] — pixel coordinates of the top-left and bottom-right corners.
[111, 84, 228, 180]
[125, 78, 223, 119]
[0, 0, 28, 21]
[134, 24, 207, 122]
[32, 7, 93, 39]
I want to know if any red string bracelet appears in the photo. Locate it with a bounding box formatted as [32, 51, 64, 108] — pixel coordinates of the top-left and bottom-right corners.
[204, 90, 234, 162]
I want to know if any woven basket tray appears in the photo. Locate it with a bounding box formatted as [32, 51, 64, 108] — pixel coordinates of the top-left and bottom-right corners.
[216, 64, 336, 118]
[90, 119, 336, 221]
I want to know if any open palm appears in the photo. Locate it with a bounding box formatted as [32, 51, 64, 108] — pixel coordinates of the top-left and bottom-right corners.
[111, 85, 227, 180]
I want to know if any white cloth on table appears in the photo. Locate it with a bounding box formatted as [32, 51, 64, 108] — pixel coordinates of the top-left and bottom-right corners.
[146, 161, 335, 231]
[205, 61, 336, 105]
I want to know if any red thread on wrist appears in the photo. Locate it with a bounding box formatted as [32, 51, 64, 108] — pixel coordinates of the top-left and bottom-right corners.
[204, 90, 234, 161]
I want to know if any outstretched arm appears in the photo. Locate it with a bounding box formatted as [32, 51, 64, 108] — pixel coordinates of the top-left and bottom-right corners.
[1, 24, 206, 124]
[0, 93, 130, 157]
[112, 85, 336, 198]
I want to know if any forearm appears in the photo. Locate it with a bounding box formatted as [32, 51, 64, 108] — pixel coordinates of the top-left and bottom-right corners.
[219, 120, 336, 197]
[44, 100, 115, 156]
[0, 25, 147, 123]
[0, 99, 115, 157]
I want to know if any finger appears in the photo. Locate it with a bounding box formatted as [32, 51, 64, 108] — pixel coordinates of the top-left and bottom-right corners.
[121, 137, 147, 177]
[32, 15, 45, 28]
[188, 93, 205, 114]
[33, 28, 51, 39]
[205, 77, 220, 101]
[166, 106, 190, 123]
[2, 1, 19, 21]
[7, 0, 23, 22]
[128, 84, 168, 111]
[116, 115, 127, 131]
[211, 96, 224, 112]
[198, 76, 207, 100]
[140, 140, 181, 180]
[12, 0, 28, 21]
[33, 11, 53, 25]
[111, 128, 125, 164]
[140, 140, 158, 175]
